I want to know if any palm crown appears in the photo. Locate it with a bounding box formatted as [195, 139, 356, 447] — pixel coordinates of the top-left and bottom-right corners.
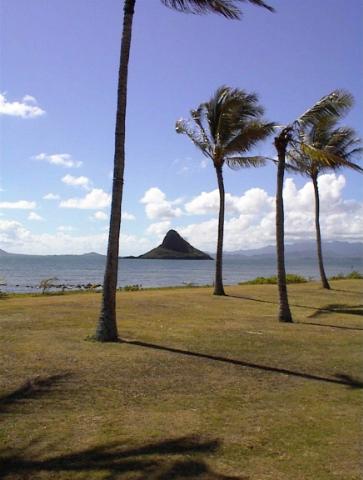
[176, 86, 275, 169]
[161, 0, 274, 18]
[288, 107, 363, 177]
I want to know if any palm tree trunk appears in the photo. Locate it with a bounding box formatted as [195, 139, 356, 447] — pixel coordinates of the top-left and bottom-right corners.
[214, 165, 226, 296]
[95, 0, 136, 342]
[274, 130, 293, 323]
[312, 174, 330, 289]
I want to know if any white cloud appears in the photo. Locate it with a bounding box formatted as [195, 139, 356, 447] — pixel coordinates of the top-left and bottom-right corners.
[28, 212, 43, 221]
[0, 93, 45, 118]
[0, 218, 151, 255]
[90, 211, 133, 222]
[60, 188, 111, 209]
[146, 221, 171, 239]
[57, 225, 75, 232]
[123, 212, 135, 221]
[185, 188, 273, 217]
[200, 159, 208, 169]
[1, 174, 360, 256]
[0, 200, 36, 209]
[62, 174, 91, 189]
[91, 211, 108, 221]
[176, 174, 363, 252]
[177, 166, 190, 175]
[34, 153, 82, 168]
[140, 187, 182, 220]
[43, 193, 60, 200]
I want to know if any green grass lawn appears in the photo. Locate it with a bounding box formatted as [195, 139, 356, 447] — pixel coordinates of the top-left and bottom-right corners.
[0, 280, 362, 479]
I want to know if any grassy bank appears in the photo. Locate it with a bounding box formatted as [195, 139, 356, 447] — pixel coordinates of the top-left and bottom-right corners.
[0, 280, 362, 479]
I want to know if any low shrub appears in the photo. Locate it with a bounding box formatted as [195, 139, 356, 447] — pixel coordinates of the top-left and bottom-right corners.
[123, 284, 142, 291]
[39, 277, 58, 294]
[240, 273, 308, 285]
[329, 270, 363, 280]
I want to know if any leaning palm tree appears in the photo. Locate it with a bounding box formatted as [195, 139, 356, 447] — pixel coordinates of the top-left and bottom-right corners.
[96, 0, 274, 341]
[287, 117, 363, 289]
[176, 86, 274, 295]
[273, 90, 354, 322]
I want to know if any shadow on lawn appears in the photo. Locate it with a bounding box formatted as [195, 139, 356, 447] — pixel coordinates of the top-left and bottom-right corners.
[227, 295, 363, 331]
[0, 436, 245, 480]
[123, 340, 363, 390]
[0, 373, 72, 414]
[308, 304, 363, 319]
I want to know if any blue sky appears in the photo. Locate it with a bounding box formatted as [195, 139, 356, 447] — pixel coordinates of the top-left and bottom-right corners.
[0, 0, 362, 254]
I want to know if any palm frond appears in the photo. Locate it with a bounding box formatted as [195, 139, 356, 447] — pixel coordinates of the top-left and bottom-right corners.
[175, 118, 211, 157]
[177, 85, 272, 169]
[246, 0, 274, 12]
[296, 90, 354, 128]
[161, 0, 241, 18]
[285, 161, 309, 176]
[224, 121, 275, 154]
[161, 0, 274, 18]
[300, 142, 363, 173]
[191, 106, 211, 146]
[226, 155, 267, 170]
[205, 86, 268, 146]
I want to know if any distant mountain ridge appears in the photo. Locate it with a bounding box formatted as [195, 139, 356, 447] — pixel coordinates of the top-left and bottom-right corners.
[1, 241, 362, 259]
[224, 241, 363, 258]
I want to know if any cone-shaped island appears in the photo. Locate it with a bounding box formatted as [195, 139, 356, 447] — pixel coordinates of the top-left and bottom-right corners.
[138, 230, 212, 260]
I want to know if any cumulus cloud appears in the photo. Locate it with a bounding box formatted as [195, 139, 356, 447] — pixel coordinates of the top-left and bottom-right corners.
[200, 159, 208, 169]
[90, 211, 134, 222]
[62, 174, 91, 189]
[0, 218, 151, 255]
[140, 187, 182, 220]
[91, 211, 108, 221]
[146, 221, 171, 239]
[28, 212, 43, 221]
[34, 153, 82, 168]
[185, 188, 273, 217]
[43, 193, 60, 200]
[177, 174, 363, 252]
[0, 93, 45, 118]
[57, 225, 75, 232]
[60, 188, 111, 209]
[0, 200, 36, 209]
[123, 212, 135, 221]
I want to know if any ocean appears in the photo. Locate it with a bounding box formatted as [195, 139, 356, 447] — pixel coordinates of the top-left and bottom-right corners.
[0, 254, 361, 293]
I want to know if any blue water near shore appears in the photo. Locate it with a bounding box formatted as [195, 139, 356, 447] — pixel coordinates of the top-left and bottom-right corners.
[1, 254, 362, 293]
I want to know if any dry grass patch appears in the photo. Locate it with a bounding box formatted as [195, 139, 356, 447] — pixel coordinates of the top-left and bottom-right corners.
[0, 280, 362, 479]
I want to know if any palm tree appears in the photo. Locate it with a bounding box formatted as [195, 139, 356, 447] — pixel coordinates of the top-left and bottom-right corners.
[273, 90, 354, 322]
[287, 117, 363, 289]
[96, 0, 274, 341]
[176, 86, 274, 295]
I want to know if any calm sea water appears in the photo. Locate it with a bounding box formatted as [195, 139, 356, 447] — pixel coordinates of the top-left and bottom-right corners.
[1, 254, 362, 293]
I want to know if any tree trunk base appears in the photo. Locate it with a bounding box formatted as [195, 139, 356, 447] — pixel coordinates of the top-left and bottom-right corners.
[213, 288, 226, 296]
[279, 313, 293, 323]
[94, 334, 120, 343]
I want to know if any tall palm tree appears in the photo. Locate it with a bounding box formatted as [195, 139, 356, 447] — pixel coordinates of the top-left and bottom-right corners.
[273, 90, 354, 322]
[176, 86, 274, 295]
[96, 0, 274, 341]
[287, 117, 362, 289]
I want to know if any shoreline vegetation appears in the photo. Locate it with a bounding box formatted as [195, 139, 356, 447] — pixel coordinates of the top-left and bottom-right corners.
[1, 279, 362, 479]
[1, 272, 362, 297]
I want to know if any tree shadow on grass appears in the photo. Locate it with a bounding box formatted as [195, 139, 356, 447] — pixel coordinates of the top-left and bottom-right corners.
[227, 295, 363, 331]
[122, 340, 363, 390]
[0, 373, 72, 414]
[308, 304, 363, 319]
[0, 436, 246, 479]
[298, 321, 363, 331]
